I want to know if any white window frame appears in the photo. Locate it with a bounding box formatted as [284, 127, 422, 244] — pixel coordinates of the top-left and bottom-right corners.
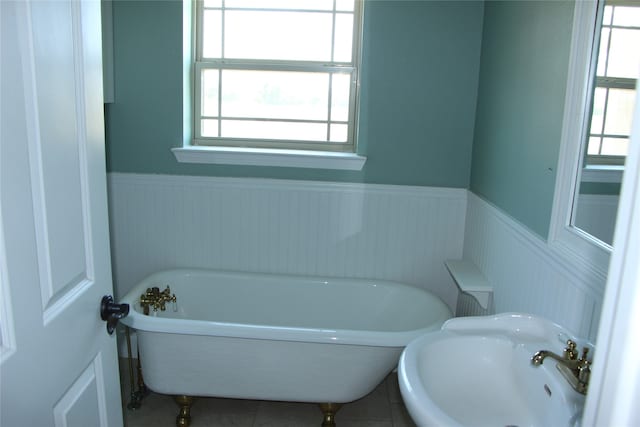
[173, 0, 367, 170]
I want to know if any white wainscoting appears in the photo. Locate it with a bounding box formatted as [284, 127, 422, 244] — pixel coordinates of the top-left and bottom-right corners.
[107, 174, 606, 341]
[107, 173, 467, 310]
[463, 192, 606, 340]
[455, 292, 493, 318]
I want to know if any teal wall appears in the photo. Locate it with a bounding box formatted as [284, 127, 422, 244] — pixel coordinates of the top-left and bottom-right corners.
[105, 0, 484, 187]
[469, 1, 574, 238]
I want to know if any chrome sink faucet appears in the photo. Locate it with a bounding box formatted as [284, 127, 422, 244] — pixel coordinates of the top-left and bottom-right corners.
[531, 340, 591, 395]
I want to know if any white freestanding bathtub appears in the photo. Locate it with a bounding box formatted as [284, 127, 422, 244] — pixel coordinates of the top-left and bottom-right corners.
[120, 269, 451, 406]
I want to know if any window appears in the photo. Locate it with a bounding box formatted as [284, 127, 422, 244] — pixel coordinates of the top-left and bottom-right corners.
[585, 1, 640, 166]
[193, 0, 363, 153]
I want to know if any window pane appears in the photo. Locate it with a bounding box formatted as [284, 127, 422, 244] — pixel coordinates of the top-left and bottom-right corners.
[603, 5, 613, 26]
[587, 136, 602, 155]
[606, 28, 640, 79]
[590, 87, 606, 134]
[612, 6, 640, 27]
[221, 70, 329, 120]
[336, 0, 355, 12]
[596, 28, 610, 76]
[333, 13, 354, 62]
[330, 124, 348, 142]
[202, 119, 219, 137]
[195, 0, 362, 150]
[221, 120, 328, 141]
[603, 88, 636, 135]
[225, 0, 333, 10]
[202, 10, 222, 58]
[601, 137, 629, 156]
[225, 11, 332, 61]
[331, 73, 351, 122]
[202, 69, 219, 117]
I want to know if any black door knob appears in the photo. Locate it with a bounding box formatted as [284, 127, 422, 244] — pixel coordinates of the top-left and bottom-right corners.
[100, 295, 129, 335]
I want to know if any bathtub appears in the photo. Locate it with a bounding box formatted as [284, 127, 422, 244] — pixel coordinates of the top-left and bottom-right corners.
[119, 269, 452, 404]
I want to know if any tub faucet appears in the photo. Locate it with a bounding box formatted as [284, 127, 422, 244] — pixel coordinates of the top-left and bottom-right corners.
[531, 340, 591, 395]
[140, 286, 177, 315]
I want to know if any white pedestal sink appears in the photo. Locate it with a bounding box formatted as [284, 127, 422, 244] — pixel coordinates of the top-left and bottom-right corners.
[398, 313, 589, 427]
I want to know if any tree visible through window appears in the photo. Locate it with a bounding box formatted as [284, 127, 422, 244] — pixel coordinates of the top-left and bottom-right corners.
[194, 0, 363, 152]
[586, 1, 640, 166]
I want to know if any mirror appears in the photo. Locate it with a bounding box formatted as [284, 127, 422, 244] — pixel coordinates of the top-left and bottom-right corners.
[571, 0, 639, 247]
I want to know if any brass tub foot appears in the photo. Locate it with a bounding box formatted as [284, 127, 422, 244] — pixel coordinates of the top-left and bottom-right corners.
[174, 395, 195, 427]
[319, 403, 342, 427]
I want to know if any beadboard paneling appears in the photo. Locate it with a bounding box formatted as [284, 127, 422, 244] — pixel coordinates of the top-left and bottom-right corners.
[463, 192, 605, 340]
[107, 173, 467, 309]
[455, 292, 492, 317]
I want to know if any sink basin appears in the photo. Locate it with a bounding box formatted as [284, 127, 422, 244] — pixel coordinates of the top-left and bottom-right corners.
[398, 313, 588, 427]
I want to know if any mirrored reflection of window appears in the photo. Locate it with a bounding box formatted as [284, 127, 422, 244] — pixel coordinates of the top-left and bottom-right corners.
[572, 1, 640, 247]
[586, 2, 640, 166]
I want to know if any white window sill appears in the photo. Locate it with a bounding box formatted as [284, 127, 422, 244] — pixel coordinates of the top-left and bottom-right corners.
[581, 165, 624, 183]
[172, 146, 367, 170]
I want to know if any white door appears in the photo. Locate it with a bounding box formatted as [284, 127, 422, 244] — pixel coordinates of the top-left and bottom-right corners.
[0, 1, 124, 426]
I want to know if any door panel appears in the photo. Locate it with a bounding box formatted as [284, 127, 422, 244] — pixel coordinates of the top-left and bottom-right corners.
[0, 1, 123, 425]
[26, 0, 91, 316]
[53, 355, 107, 427]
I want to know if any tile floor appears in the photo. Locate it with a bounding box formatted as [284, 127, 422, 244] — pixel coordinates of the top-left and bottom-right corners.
[119, 359, 417, 427]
